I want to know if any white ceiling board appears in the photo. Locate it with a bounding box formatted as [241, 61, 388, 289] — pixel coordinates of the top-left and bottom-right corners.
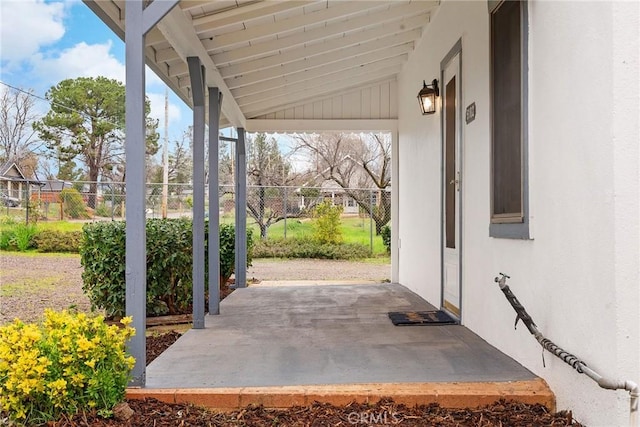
[208, 2, 432, 66]
[84, 0, 438, 127]
[232, 52, 408, 99]
[206, 2, 379, 50]
[246, 119, 398, 133]
[193, 1, 314, 34]
[242, 67, 401, 116]
[227, 41, 414, 90]
[218, 25, 422, 78]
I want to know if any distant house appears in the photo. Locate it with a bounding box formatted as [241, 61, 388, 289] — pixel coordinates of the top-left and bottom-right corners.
[38, 180, 74, 204]
[0, 161, 43, 203]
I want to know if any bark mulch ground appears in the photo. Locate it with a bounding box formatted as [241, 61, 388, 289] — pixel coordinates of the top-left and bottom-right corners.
[1, 328, 584, 426]
[49, 398, 582, 426]
[146, 331, 183, 365]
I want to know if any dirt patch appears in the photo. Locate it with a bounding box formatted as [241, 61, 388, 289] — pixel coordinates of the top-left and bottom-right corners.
[0, 254, 390, 325]
[48, 398, 582, 426]
[248, 258, 390, 282]
[0, 253, 90, 325]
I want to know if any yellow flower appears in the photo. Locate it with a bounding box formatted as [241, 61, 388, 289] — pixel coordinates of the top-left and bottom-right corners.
[120, 316, 133, 326]
[71, 372, 85, 386]
[76, 336, 95, 353]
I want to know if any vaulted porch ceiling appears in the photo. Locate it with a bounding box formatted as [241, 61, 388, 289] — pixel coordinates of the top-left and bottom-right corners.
[83, 0, 439, 129]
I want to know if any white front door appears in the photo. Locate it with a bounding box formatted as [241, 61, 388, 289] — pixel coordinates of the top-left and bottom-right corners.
[442, 51, 461, 319]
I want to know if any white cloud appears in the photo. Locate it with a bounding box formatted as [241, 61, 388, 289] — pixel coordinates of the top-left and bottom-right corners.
[31, 40, 126, 83]
[0, 0, 65, 63]
[146, 67, 164, 88]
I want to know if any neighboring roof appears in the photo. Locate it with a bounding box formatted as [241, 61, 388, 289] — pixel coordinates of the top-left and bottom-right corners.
[0, 161, 26, 179]
[83, 1, 438, 130]
[41, 180, 73, 192]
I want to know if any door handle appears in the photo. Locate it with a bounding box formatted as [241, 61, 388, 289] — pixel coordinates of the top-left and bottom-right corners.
[449, 172, 461, 191]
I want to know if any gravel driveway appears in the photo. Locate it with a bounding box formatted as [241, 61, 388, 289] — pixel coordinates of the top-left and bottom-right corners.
[0, 253, 390, 325]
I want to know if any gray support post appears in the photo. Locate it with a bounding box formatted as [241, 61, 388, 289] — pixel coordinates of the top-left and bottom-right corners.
[122, 0, 177, 387]
[124, 0, 147, 386]
[208, 88, 221, 314]
[391, 130, 399, 283]
[234, 128, 247, 288]
[188, 57, 206, 329]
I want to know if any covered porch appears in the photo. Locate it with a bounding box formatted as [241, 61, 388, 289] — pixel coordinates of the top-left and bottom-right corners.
[129, 282, 554, 410]
[83, 0, 554, 408]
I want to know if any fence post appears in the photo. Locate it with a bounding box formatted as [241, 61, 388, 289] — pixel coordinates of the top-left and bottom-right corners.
[25, 182, 30, 224]
[111, 184, 115, 220]
[283, 186, 288, 239]
[369, 189, 374, 254]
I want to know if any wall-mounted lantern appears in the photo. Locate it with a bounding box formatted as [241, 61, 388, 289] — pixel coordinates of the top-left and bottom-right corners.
[417, 79, 439, 115]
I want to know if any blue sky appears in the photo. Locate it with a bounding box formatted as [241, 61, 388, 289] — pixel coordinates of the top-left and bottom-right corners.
[0, 0, 192, 144]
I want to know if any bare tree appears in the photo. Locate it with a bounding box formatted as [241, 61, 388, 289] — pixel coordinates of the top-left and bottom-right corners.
[0, 86, 41, 172]
[295, 132, 391, 234]
[247, 133, 306, 239]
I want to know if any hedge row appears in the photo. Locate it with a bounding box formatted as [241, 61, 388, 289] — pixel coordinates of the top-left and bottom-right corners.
[80, 219, 253, 318]
[252, 237, 371, 260]
[0, 225, 81, 253]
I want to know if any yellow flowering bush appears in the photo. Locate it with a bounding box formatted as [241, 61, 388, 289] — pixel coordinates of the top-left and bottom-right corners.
[0, 309, 135, 424]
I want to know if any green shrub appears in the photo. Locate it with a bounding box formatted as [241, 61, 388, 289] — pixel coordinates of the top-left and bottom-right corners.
[60, 188, 89, 219]
[13, 223, 38, 251]
[252, 237, 370, 260]
[81, 221, 126, 317]
[0, 310, 135, 424]
[0, 228, 15, 250]
[313, 201, 343, 244]
[32, 230, 82, 253]
[95, 204, 111, 217]
[145, 218, 193, 316]
[381, 225, 391, 253]
[81, 219, 253, 318]
[26, 198, 44, 223]
[219, 223, 255, 285]
[0, 215, 18, 225]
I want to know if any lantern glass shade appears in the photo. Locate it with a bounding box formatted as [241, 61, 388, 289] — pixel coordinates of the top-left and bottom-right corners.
[417, 79, 439, 115]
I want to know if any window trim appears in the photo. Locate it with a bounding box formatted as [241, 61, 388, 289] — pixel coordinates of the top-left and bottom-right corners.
[489, 0, 530, 239]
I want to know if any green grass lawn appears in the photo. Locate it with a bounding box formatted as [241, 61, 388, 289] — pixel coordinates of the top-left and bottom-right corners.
[2, 215, 389, 256]
[0, 220, 84, 233]
[230, 215, 387, 255]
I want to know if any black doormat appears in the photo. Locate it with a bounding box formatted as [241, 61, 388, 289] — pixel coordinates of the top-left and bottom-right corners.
[388, 310, 457, 326]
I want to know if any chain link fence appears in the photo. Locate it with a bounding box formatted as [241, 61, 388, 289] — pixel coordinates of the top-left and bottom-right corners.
[2, 181, 391, 250]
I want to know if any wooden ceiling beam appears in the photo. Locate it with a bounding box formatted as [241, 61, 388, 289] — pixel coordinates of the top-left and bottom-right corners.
[208, 2, 433, 65]
[193, 1, 315, 34]
[218, 22, 424, 78]
[227, 41, 414, 90]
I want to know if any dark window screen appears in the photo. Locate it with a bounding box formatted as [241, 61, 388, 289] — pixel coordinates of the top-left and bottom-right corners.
[491, 0, 522, 221]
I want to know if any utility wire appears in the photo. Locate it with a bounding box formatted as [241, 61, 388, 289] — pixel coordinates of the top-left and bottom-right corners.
[0, 80, 124, 129]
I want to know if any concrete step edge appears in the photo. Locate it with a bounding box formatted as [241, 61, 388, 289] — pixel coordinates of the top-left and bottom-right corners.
[127, 378, 555, 412]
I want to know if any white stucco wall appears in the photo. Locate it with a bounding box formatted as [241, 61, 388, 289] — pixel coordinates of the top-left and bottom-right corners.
[397, 1, 639, 426]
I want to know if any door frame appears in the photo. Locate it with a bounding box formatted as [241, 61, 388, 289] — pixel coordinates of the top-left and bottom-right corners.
[440, 39, 463, 321]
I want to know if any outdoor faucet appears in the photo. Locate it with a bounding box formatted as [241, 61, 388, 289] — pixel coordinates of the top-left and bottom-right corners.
[494, 272, 510, 289]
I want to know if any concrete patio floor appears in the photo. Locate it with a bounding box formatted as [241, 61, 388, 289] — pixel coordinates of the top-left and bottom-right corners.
[131, 283, 554, 410]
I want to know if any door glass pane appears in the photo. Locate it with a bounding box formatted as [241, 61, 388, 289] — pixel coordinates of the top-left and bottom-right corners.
[445, 76, 456, 249]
